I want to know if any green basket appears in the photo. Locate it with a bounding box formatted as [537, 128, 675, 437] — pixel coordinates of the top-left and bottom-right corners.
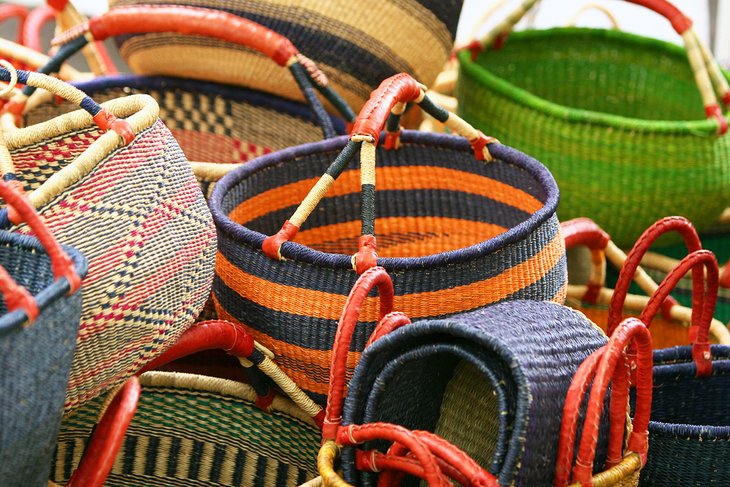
[457, 1, 730, 247]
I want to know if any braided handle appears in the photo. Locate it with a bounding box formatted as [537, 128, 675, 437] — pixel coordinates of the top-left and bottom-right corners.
[322, 267, 396, 441]
[65, 376, 141, 487]
[473, 0, 728, 134]
[554, 318, 653, 487]
[138, 319, 325, 425]
[0, 179, 80, 324]
[262, 73, 499, 270]
[607, 216, 701, 335]
[46, 5, 355, 135]
[0, 38, 82, 81]
[641, 250, 718, 375]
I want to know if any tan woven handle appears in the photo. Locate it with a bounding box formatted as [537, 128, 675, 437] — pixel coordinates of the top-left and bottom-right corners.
[473, 0, 729, 134]
[566, 3, 620, 28]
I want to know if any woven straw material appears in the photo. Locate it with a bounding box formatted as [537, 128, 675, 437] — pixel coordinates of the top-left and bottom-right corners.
[5, 95, 217, 412]
[458, 28, 730, 247]
[107, 0, 462, 111]
[210, 131, 567, 406]
[637, 345, 730, 486]
[341, 300, 607, 486]
[0, 234, 87, 487]
[51, 371, 320, 486]
[24, 75, 346, 198]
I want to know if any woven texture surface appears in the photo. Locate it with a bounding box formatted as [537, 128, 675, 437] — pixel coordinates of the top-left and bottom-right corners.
[107, 0, 462, 110]
[458, 28, 730, 247]
[6, 113, 216, 412]
[51, 372, 320, 486]
[211, 131, 567, 406]
[341, 300, 607, 486]
[25, 75, 345, 198]
[638, 345, 730, 486]
[0, 233, 87, 487]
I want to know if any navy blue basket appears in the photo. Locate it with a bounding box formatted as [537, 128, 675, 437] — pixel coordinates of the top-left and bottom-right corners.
[341, 300, 607, 486]
[0, 182, 87, 487]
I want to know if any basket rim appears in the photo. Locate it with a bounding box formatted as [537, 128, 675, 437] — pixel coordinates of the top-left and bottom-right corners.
[210, 130, 560, 271]
[458, 26, 730, 137]
[0, 231, 87, 334]
[70, 74, 347, 132]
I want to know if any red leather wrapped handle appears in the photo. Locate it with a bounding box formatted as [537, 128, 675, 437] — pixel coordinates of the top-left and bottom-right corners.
[641, 250, 718, 376]
[350, 73, 423, 144]
[89, 6, 297, 66]
[66, 376, 141, 487]
[322, 267, 396, 441]
[561, 218, 610, 251]
[0, 4, 28, 45]
[137, 320, 255, 374]
[608, 216, 701, 335]
[20, 5, 54, 52]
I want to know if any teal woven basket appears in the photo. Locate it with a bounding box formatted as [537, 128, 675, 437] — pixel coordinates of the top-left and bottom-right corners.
[457, 0, 730, 247]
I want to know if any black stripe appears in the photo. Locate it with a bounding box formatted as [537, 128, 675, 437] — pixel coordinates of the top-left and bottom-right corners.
[253, 454, 268, 487]
[188, 440, 204, 479]
[276, 462, 290, 487]
[122, 435, 137, 475]
[166, 437, 181, 478]
[419, 94, 450, 123]
[324, 140, 358, 178]
[232, 448, 246, 486]
[385, 113, 402, 132]
[210, 444, 227, 482]
[63, 439, 76, 480]
[145, 436, 160, 476]
[360, 183, 376, 236]
[243, 189, 533, 236]
[216, 216, 560, 294]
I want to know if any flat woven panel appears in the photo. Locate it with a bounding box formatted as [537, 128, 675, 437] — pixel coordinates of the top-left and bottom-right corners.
[341, 300, 608, 486]
[51, 372, 320, 487]
[638, 346, 730, 485]
[108, 0, 463, 110]
[458, 28, 730, 247]
[25, 76, 344, 197]
[8, 119, 216, 412]
[210, 131, 567, 406]
[0, 234, 87, 487]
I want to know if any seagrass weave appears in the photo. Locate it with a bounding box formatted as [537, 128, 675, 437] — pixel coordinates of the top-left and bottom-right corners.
[3, 94, 216, 412]
[211, 130, 567, 406]
[51, 372, 321, 487]
[458, 26, 730, 246]
[340, 300, 607, 486]
[107, 0, 463, 111]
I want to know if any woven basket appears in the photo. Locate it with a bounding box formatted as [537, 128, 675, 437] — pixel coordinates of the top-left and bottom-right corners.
[106, 0, 463, 111]
[0, 67, 216, 412]
[210, 73, 567, 406]
[457, 0, 730, 247]
[52, 319, 324, 487]
[341, 299, 606, 486]
[561, 217, 730, 348]
[31, 5, 355, 197]
[0, 180, 87, 487]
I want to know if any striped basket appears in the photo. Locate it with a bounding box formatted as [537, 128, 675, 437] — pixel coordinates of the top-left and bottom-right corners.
[26, 5, 355, 198]
[0, 180, 87, 487]
[106, 0, 463, 111]
[52, 320, 324, 487]
[0, 67, 216, 412]
[210, 73, 567, 406]
[561, 217, 730, 348]
[457, 0, 730, 247]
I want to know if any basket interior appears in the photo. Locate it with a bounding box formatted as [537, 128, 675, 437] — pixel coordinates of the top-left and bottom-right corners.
[477, 29, 709, 121]
[25, 81, 330, 166]
[223, 141, 549, 258]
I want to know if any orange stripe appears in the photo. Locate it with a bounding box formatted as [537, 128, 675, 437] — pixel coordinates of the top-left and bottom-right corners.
[215, 230, 564, 321]
[228, 166, 544, 225]
[295, 217, 507, 257]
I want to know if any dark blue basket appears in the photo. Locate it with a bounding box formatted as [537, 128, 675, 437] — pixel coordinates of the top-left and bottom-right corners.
[341, 300, 607, 486]
[0, 230, 87, 487]
[637, 345, 730, 486]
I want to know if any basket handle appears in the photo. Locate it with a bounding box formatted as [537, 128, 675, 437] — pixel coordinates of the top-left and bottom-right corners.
[138, 319, 325, 426]
[566, 3, 620, 29]
[0, 38, 82, 81]
[554, 318, 653, 487]
[322, 266, 397, 441]
[0, 178, 80, 324]
[0, 4, 29, 45]
[64, 376, 141, 487]
[262, 73, 499, 273]
[318, 423, 450, 487]
[607, 216, 702, 335]
[471, 0, 729, 135]
[43, 5, 355, 136]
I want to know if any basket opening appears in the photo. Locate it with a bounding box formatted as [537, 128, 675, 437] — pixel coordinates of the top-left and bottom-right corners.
[224, 142, 548, 259]
[478, 29, 709, 122]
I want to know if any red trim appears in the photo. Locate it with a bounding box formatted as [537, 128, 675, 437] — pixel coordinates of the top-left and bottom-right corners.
[383, 130, 401, 150]
[354, 234, 378, 274]
[262, 220, 299, 259]
[705, 104, 728, 135]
